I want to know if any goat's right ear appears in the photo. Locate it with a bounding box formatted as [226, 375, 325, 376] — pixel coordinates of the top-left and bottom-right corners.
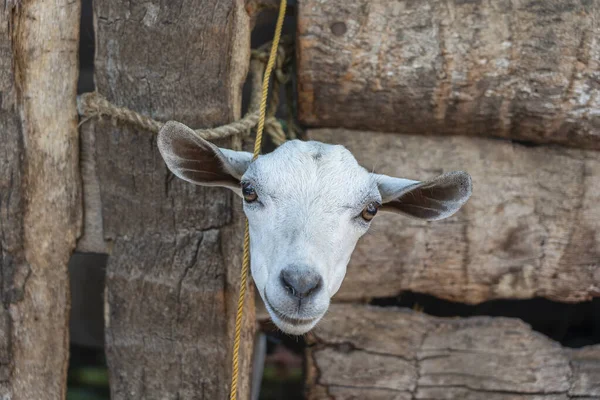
[157, 121, 253, 195]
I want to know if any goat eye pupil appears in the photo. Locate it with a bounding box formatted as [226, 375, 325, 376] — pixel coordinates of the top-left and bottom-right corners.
[241, 182, 258, 202]
[361, 202, 379, 221]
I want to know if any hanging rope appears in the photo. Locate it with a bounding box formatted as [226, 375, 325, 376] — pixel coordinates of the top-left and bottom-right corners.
[77, 37, 293, 144]
[229, 1, 287, 398]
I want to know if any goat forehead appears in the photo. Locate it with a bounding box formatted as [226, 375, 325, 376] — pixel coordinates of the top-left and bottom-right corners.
[249, 140, 372, 200]
[257, 140, 357, 170]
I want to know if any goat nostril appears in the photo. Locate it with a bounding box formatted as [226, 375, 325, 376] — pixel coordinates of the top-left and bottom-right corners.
[286, 284, 296, 296]
[280, 273, 295, 296]
[305, 278, 321, 297]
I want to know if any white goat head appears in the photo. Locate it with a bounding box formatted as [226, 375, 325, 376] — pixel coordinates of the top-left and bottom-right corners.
[158, 121, 472, 335]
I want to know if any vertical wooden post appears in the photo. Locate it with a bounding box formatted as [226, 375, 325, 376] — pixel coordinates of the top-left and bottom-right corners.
[89, 1, 255, 398]
[0, 1, 81, 399]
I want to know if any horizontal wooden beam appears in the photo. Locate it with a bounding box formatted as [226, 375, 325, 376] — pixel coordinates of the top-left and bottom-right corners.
[298, 0, 600, 149]
[307, 304, 600, 399]
[309, 129, 600, 304]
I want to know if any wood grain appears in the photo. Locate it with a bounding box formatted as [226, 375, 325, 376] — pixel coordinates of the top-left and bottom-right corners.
[0, 1, 81, 399]
[297, 0, 600, 149]
[307, 304, 600, 399]
[309, 129, 600, 304]
[91, 1, 254, 398]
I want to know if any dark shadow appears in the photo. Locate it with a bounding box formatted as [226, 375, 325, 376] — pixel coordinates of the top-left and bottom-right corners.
[77, 0, 95, 95]
[68, 252, 109, 400]
[372, 292, 600, 348]
[258, 330, 306, 400]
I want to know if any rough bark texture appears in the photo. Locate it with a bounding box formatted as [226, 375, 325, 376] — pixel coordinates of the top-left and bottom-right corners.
[297, 0, 600, 150]
[307, 304, 600, 400]
[309, 129, 600, 304]
[77, 124, 106, 254]
[0, 2, 81, 399]
[91, 1, 254, 399]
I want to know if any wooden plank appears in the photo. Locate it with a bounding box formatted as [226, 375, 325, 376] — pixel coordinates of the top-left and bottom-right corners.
[308, 129, 600, 304]
[0, 1, 81, 399]
[297, 0, 600, 149]
[306, 304, 600, 399]
[91, 1, 254, 398]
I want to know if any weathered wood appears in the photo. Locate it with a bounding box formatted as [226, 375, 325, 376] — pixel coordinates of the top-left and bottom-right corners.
[309, 129, 600, 304]
[307, 304, 600, 400]
[0, 2, 81, 399]
[78, 123, 107, 254]
[298, 0, 600, 149]
[91, 1, 254, 398]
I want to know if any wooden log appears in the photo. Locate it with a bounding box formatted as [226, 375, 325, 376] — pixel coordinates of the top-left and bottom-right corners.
[308, 129, 600, 304]
[90, 1, 254, 398]
[0, 2, 81, 399]
[306, 304, 600, 400]
[297, 0, 600, 150]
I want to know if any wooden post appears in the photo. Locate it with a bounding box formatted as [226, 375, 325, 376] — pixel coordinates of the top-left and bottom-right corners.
[88, 1, 255, 398]
[0, 1, 81, 399]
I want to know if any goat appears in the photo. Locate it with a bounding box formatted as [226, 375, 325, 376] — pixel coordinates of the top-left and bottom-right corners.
[158, 121, 472, 334]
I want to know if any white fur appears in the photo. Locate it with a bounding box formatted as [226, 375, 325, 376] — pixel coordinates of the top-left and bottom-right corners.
[242, 141, 379, 334]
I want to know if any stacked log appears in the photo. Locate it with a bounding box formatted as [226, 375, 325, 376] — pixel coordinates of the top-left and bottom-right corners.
[297, 0, 600, 149]
[308, 129, 600, 304]
[307, 305, 600, 400]
[297, 1, 600, 398]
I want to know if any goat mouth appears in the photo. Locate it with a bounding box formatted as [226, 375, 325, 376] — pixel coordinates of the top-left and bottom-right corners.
[263, 292, 319, 326]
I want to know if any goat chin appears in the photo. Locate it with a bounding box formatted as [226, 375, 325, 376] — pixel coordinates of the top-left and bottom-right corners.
[263, 299, 324, 335]
[270, 313, 322, 335]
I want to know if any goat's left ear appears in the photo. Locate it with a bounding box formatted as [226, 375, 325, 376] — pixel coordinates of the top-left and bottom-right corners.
[157, 121, 253, 195]
[375, 171, 472, 221]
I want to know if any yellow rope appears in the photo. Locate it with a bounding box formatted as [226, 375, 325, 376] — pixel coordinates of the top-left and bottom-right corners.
[229, 0, 287, 399]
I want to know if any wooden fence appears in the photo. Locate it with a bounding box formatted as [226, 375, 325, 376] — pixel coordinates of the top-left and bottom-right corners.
[0, 1, 598, 399]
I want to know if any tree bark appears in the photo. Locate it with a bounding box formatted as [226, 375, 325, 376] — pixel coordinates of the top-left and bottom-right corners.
[89, 1, 254, 399]
[309, 129, 600, 304]
[307, 304, 600, 400]
[297, 0, 600, 150]
[0, 2, 81, 399]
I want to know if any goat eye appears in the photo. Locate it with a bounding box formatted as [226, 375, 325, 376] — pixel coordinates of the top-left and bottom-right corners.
[242, 182, 258, 203]
[361, 202, 379, 221]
